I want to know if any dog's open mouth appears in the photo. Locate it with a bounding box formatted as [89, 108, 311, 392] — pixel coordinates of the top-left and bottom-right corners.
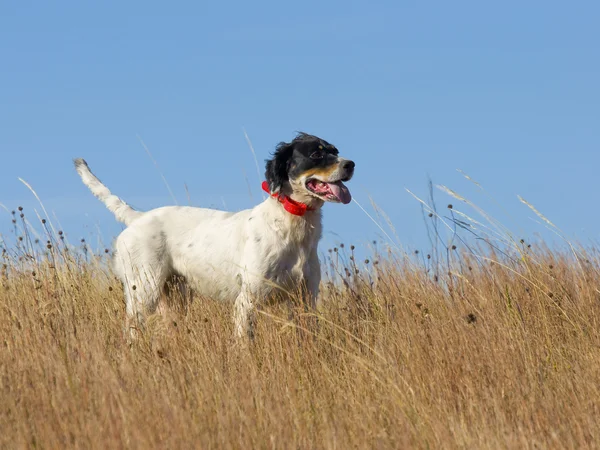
[306, 179, 352, 204]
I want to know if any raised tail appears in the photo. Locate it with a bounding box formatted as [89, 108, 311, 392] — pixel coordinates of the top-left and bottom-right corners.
[74, 158, 143, 226]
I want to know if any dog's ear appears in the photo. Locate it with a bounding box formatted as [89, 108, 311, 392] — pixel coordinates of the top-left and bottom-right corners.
[265, 141, 294, 193]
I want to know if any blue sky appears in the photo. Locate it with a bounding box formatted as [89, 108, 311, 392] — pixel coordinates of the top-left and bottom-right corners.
[1, 1, 599, 257]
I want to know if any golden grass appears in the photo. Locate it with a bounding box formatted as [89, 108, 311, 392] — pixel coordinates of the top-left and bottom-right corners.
[1, 209, 600, 449]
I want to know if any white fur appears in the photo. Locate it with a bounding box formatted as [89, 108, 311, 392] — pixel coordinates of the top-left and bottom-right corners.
[74, 158, 323, 338]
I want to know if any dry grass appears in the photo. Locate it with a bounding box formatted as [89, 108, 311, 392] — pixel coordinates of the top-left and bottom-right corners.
[2, 205, 600, 449]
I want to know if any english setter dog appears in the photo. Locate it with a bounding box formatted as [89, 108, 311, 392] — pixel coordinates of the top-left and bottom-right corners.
[74, 132, 355, 338]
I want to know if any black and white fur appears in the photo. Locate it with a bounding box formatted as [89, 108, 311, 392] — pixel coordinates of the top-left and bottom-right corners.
[74, 132, 355, 338]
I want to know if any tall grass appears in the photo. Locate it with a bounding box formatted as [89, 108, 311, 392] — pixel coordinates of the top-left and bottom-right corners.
[1, 191, 599, 449]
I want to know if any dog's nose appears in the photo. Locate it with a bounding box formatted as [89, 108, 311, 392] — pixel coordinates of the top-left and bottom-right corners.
[342, 160, 355, 171]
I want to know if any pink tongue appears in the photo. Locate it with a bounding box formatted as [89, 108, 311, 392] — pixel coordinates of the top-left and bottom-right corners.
[327, 181, 352, 204]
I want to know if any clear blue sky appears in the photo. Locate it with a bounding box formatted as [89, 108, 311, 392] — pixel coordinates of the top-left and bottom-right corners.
[1, 1, 599, 256]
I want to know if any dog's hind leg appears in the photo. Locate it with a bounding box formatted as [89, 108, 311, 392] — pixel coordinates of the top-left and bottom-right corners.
[113, 238, 171, 339]
[121, 268, 170, 338]
[159, 274, 191, 315]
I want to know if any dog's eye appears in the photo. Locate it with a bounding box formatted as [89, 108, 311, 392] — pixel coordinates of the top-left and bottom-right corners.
[310, 152, 323, 160]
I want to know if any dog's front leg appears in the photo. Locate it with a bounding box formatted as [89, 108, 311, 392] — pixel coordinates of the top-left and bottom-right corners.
[233, 286, 256, 340]
[305, 250, 321, 310]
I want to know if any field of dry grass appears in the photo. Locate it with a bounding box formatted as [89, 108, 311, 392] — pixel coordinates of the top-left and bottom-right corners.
[1, 201, 600, 449]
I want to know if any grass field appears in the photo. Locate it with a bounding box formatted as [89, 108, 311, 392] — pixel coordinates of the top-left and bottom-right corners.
[1, 198, 600, 449]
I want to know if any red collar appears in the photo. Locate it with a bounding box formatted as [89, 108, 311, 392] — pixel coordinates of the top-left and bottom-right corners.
[261, 181, 315, 216]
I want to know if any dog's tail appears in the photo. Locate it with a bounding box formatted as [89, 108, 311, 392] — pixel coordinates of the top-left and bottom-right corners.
[74, 158, 143, 226]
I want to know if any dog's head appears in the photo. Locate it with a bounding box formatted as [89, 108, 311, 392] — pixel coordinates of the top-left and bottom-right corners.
[265, 132, 355, 206]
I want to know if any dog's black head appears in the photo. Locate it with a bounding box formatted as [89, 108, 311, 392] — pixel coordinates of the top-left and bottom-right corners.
[265, 132, 355, 205]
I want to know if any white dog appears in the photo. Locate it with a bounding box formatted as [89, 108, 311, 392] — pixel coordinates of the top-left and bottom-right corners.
[74, 132, 355, 337]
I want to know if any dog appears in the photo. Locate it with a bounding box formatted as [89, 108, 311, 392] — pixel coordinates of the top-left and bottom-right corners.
[74, 132, 355, 338]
